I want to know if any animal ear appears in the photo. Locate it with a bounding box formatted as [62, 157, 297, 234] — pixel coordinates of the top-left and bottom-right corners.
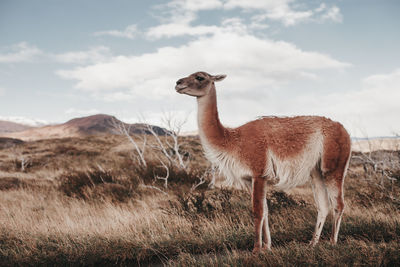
[212, 74, 226, 82]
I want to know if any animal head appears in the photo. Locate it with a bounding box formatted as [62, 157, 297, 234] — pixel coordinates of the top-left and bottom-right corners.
[175, 71, 226, 97]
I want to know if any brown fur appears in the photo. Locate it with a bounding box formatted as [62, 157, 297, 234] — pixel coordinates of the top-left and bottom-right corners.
[175, 71, 351, 252]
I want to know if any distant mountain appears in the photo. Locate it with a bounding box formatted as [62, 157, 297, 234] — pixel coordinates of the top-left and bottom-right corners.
[0, 120, 33, 133]
[0, 114, 169, 141]
[63, 114, 168, 136]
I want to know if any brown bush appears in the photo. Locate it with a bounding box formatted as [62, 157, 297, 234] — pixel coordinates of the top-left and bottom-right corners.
[54, 145, 101, 157]
[58, 170, 115, 198]
[57, 169, 141, 203]
[90, 183, 134, 203]
[0, 177, 25, 190]
[267, 191, 308, 213]
[0, 177, 55, 192]
[171, 189, 307, 219]
[125, 159, 208, 192]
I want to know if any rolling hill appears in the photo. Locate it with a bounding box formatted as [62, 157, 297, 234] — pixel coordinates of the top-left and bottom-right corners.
[0, 114, 168, 141]
[0, 120, 32, 133]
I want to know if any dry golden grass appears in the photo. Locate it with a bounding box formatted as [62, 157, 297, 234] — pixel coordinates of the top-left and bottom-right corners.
[0, 135, 399, 266]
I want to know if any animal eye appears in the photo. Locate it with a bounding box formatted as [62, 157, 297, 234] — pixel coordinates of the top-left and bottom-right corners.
[195, 76, 205, 81]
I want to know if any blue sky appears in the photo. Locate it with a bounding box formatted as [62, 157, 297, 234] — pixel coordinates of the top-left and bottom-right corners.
[0, 0, 399, 136]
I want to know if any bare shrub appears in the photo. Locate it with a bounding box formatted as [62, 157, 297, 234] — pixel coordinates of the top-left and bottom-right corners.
[58, 169, 115, 198]
[0, 177, 25, 190]
[111, 118, 148, 168]
[54, 144, 101, 157]
[171, 189, 307, 219]
[266, 191, 308, 213]
[111, 113, 213, 193]
[0, 137, 24, 149]
[127, 160, 206, 194]
[90, 183, 133, 203]
[58, 168, 141, 202]
[0, 177, 54, 192]
[350, 150, 400, 205]
[168, 189, 250, 219]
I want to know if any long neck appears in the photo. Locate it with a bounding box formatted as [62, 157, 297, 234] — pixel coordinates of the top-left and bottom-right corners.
[197, 84, 227, 146]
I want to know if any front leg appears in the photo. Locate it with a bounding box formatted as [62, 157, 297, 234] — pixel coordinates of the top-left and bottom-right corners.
[252, 176, 267, 253]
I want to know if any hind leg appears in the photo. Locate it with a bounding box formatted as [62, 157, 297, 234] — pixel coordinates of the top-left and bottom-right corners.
[325, 176, 345, 244]
[320, 124, 351, 244]
[310, 169, 330, 246]
[262, 197, 271, 250]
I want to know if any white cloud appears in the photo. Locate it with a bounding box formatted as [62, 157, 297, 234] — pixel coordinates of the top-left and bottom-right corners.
[321, 6, 343, 23]
[147, 23, 220, 39]
[146, 17, 248, 39]
[223, 1, 343, 26]
[0, 42, 42, 63]
[65, 108, 101, 116]
[57, 31, 349, 101]
[99, 92, 137, 102]
[93, 24, 139, 39]
[148, 0, 342, 41]
[0, 87, 5, 96]
[224, 0, 313, 26]
[0, 116, 48, 126]
[148, 1, 205, 39]
[166, 0, 223, 11]
[53, 46, 111, 65]
[315, 3, 327, 13]
[327, 69, 400, 118]
[277, 69, 400, 137]
[359, 69, 400, 115]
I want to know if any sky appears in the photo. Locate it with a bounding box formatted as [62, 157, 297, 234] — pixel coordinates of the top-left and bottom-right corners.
[0, 0, 399, 137]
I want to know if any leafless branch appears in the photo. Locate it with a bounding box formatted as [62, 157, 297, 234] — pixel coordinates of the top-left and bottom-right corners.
[10, 146, 31, 172]
[208, 165, 218, 189]
[352, 150, 398, 188]
[154, 158, 170, 189]
[19, 156, 30, 172]
[145, 123, 174, 164]
[161, 112, 189, 170]
[144, 112, 189, 171]
[110, 112, 195, 194]
[111, 117, 147, 167]
[191, 167, 216, 192]
[140, 184, 168, 195]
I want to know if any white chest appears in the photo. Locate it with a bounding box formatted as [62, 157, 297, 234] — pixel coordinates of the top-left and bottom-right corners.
[199, 134, 252, 187]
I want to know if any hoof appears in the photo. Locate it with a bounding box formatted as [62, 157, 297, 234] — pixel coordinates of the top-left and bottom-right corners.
[252, 247, 261, 255]
[262, 243, 271, 251]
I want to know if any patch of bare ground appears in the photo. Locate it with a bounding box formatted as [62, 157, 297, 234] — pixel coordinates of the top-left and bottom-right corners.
[0, 135, 399, 266]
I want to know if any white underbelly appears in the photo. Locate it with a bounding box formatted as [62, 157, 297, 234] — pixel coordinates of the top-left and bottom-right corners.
[265, 131, 324, 190]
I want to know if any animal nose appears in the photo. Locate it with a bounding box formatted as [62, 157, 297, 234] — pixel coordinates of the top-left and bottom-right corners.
[176, 79, 183, 85]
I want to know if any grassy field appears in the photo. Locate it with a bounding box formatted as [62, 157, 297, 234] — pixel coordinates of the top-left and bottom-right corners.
[0, 134, 399, 266]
